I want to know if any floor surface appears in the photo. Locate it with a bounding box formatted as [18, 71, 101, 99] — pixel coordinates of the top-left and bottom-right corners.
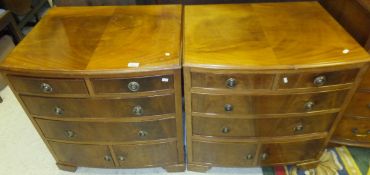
[0, 86, 263, 175]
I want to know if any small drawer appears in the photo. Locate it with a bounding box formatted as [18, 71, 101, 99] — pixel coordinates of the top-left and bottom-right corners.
[36, 118, 176, 142]
[91, 75, 174, 94]
[112, 141, 178, 167]
[192, 141, 257, 166]
[259, 139, 325, 165]
[8, 75, 88, 95]
[193, 113, 336, 137]
[22, 95, 175, 118]
[277, 69, 358, 89]
[345, 92, 370, 117]
[191, 72, 275, 90]
[333, 117, 370, 143]
[192, 90, 348, 115]
[49, 142, 114, 168]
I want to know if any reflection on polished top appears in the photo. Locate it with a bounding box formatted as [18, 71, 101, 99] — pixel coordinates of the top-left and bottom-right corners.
[184, 2, 370, 69]
[0, 5, 181, 73]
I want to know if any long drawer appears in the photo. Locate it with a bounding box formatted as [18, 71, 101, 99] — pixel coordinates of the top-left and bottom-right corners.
[49, 141, 178, 168]
[192, 90, 348, 115]
[193, 113, 337, 137]
[333, 117, 370, 143]
[192, 139, 324, 166]
[36, 118, 177, 142]
[22, 95, 175, 118]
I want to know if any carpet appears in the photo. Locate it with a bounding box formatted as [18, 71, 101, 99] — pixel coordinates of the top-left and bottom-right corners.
[263, 146, 370, 175]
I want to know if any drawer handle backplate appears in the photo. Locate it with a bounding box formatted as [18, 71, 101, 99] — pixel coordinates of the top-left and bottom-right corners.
[261, 153, 268, 160]
[304, 101, 315, 111]
[351, 128, 369, 137]
[118, 155, 126, 161]
[226, 78, 237, 88]
[104, 155, 112, 162]
[128, 81, 140, 92]
[246, 154, 253, 160]
[54, 106, 64, 116]
[132, 105, 144, 116]
[40, 83, 53, 93]
[64, 130, 75, 138]
[293, 123, 304, 132]
[313, 75, 327, 87]
[138, 130, 148, 137]
[222, 127, 230, 134]
[224, 104, 233, 112]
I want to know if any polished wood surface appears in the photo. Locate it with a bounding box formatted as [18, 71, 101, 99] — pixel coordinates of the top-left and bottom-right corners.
[0, 5, 182, 73]
[184, 2, 370, 171]
[193, 113, 336, 137]
[36, 118, 177, 142]
[49, 141, 115, 168]
[91, 75, 174, 94]
[22, 95, 175, 118]
[112, 141, 178, 167]
[359, 69, 370, 89]
[345, 91, 370, 117]
[184, 2, 370, 69]
[9, 76, 89, 95]
[259, 139, 325, 165]
[192, 90, 348, 115]
[332, 116, 370, 144]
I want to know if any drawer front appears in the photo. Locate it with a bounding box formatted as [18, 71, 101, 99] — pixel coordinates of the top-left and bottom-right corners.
[192, 90, 348, 114]
[345, 92, 370, 117]
[91, 75, 174, 94]
[112, 141, 178, 167]
[193, 114, 336, 137]
[359, 69, 370, 90]
[36, 118, 177, 142]
[259, 139, 325, 165]
[191, 72, 275, 90]
[8, 75, 88, 95]
[333, 117, 370, 143]
[49, 142, 114, 168]
[192, 141, 257, 166]
[277, 69, 358, 89]
[22, 95, 175, 118]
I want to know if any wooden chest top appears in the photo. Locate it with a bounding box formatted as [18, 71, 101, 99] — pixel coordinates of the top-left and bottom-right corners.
[184, 2, 370, 69]
[0, 5, 182, 73]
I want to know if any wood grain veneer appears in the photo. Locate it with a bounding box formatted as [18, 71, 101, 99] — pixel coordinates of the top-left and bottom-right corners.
[0, 5, 184, 172]
[184, 2, 370, 172]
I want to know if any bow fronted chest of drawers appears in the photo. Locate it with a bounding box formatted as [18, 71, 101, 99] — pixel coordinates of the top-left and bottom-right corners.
[183, 2, 370, 172]
[0, 5, 185, 172]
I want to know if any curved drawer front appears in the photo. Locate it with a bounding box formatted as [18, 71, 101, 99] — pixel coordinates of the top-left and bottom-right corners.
[192, 90, 348, 115]
[333, 117, 370, 143]
[49, 142, 114, 168]
[192, 141, 257, 166]
[36, 118, 177, 142]
[193, 114, 337, 137]
[191, 72, 275, 90]
[91, 75, 174, 94]
[112, 141, 178, 167]
[277, 69, 358, 89]
[345, 92, 370, 117]
[8, 75, 88, 95]
[259, 138, 325, 165]
[22, 95, 175, 118]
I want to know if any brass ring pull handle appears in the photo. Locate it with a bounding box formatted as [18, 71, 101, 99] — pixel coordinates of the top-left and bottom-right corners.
[245, 154, 253, 160]
[132, 105, 144, 116]
[293, 123, 304, 132]
[304, 101, 315, 111]
[138, 130, 148, 137]
[351, 128, 369, 137]
[128, 81, 140, 92]
[104, 155, 112, 162]
[64, 130, 75, 138]
[261, 153, 268, 160]
[313, 75, 327, 87]
[222, 127, 230, 134]
[226, 78, 237, 88]
[40, 83, 53, 93]
[118, 155, 126, 161]
[224, 104, 233, 112]
[54, 106, 64, 116]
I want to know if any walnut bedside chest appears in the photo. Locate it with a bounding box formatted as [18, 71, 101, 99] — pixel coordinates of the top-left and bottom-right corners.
[0, 5, 185, 172]
[183, 2, 370, 172]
